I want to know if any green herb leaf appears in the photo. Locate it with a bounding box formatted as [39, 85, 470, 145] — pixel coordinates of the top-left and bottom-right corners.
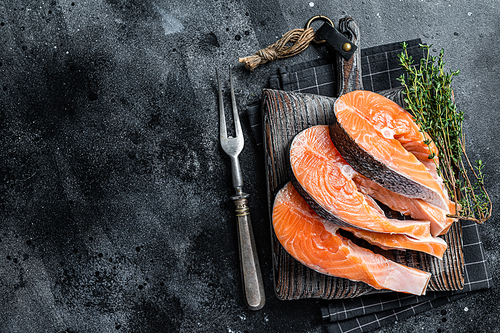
[398, 43, 491, 223]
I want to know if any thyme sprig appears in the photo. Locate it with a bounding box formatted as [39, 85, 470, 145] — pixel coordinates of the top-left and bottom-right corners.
[397, 43, 491, 223]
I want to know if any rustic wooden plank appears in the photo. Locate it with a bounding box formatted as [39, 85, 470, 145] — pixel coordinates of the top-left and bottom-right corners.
[263, 16, 464, 300]
[263, 88, 465, 300]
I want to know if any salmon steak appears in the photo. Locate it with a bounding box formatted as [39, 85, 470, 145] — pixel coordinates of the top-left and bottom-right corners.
[272, 182, 432, 295]
[289, 125, 431, 238]
[354, 173, 456, 237]
[329, 90, 451, 211]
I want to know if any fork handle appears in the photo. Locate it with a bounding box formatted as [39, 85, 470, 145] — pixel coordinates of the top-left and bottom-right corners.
[230, 155, 244, 192]
[232, 194, 266, 310]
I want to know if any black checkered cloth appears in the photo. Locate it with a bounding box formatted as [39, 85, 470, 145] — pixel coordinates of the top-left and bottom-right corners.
[247, 38, 492, 333]
[321, 221, 491, 333]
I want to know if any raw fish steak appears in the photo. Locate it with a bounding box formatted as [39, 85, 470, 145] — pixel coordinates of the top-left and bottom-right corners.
[329, 90, 451, 211]
[272, 182, 432, 295]
[289, 125, 431, 238]
[354, 174, 456, 237]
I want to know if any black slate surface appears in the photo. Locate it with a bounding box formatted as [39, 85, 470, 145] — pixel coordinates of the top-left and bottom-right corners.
[1, 1, 499, 332]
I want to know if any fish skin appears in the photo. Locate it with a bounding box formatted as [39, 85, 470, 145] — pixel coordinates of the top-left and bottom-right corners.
[289, 125, 431, 238]
[329, 118, 433, 197]
[272, 182, 432, 295]
[330, 90, 450, 211]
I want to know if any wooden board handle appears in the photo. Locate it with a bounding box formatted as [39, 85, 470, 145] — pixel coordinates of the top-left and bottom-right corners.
[337, 17, 363, 96]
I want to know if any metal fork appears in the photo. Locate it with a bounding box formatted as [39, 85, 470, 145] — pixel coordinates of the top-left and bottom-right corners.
[216, 68, 265, 311]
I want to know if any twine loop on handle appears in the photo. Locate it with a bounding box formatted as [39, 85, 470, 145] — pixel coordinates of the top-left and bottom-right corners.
[238, 28, 316, 71]
[238, 15, 334, 71]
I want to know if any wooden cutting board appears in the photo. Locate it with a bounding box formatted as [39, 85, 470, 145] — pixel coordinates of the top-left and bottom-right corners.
[262, 17, 464, 300]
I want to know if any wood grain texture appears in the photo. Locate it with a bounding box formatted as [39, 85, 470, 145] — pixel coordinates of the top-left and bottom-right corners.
[337, 16, 363, 96]
[262, 87, 465, 300]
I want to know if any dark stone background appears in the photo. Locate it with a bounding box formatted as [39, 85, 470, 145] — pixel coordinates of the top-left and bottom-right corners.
[0, 0, 498, 332]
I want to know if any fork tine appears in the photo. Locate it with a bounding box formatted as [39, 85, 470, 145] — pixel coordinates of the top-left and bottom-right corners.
[229, 68, 243, 139]
[216, 68, 227, 139]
